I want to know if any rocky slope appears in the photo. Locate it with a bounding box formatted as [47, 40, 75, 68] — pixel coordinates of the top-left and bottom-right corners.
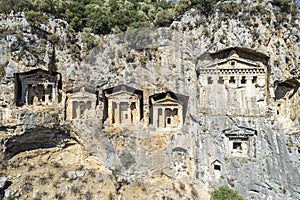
[0, 0, 300, 199]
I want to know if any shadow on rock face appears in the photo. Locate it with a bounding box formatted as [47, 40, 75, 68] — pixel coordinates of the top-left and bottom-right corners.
[3, 127, 75, 160]
[0, 179, 12, 200]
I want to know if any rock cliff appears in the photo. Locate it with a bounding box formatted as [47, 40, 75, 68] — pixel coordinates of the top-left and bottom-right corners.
[0, 1, 300, 199]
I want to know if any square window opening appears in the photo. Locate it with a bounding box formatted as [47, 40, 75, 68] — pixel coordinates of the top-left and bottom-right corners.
[207, 77, 213, 84]
[241, 76, 246, 84]
[214, 165, 221, 171]
[167, 117, 171, 124]
[229, 76, 236, 84]
[218, 77, 224, 84]
[252, 76, 257, 84]
[233, 142, 242, 150]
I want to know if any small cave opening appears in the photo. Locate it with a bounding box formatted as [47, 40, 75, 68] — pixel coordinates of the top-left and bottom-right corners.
[274, 80, 298, 101]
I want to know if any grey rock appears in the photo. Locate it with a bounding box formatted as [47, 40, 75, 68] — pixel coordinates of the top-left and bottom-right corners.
[67, 171, 77, 180]
[4, 60, 16, 80]
[76, 170, 85, 177]
[0, 176, 7, 189]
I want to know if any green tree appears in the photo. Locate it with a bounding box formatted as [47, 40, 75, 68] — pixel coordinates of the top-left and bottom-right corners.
[154, 9, 174, 27]
[175, 0, 191, 16]
[211, 186, 245, 200]
[191, 0, 218, 17]
[85, 4, 110, 34]
[0, 0, 32, 15]
[25, 10, 49, 27]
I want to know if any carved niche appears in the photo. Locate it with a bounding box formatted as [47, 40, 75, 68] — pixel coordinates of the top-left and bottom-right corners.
[149, 92, 188, 129]
[211, 159, 222, 173]
[197, 47, 269, 116]
[171, 147, 189, 176]
[223, 127, 257, 158]
[103, 85, 143, 126]
[14, 69, 62, 107]
[66, 87, 97, 120]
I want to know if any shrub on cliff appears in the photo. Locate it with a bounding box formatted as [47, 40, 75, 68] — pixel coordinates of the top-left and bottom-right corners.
[0, 65, 4, 79]
[211, 186, 245, 200]
[119, 151, 135, 169]
[25, 10, 49, 27]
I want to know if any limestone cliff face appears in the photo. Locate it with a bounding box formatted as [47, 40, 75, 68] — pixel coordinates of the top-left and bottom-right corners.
[0, 1, 300, 199]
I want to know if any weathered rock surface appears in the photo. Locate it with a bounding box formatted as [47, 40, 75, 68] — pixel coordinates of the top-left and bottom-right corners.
[0, 1, 300, 199]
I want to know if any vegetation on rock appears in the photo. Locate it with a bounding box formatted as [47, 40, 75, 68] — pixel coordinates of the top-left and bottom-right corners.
[211, 186, 245, 200]
[1, 0, 293, 35]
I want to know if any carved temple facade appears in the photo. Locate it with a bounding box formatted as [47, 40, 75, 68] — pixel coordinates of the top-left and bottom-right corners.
[223, 127, 257, 158]
[149, 92, 188, 129]
[12, 47, 273, 136]
[197, 47, 269, 116]
[14, 69, 62, 107]
[103, 85, 143, 126]
[66, 87, 97, 120]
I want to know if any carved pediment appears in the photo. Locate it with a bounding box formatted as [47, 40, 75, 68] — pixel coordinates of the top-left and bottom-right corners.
[152, 93, 182, 105]
[223, 127, 257, 137]
[68, 87, 96, 100]
[197, 47, 268, 74]
[19, 69, 58, 83]
[69, 93, 96, 101]
[103, 84, 143, 100]
[106, 91, 140, 100]
[217, 58, 260, 69]
[154, 98, 180, 105]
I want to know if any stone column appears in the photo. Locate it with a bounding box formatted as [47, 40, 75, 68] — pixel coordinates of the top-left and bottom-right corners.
[222, 76, 230, 114]
[211, 76, 218, 113]
[108, 99, 113, 124]
[223, 76, 230, 85]
[23, 84, 28, 105]
[249, 137, 253, 157]
[162, 108, 165, 128]
[44, 85, 50, 106]
[200, 76, 208, 85]
[76, 103, 80, 119]
[68, 98, 72, 120]
[115, 102, 120, 124]
[52, 84, 56, 104]
[178, 106, 183, 127]
[257, 76, 265, 87]
[236, 76, 241, 87]
[128, 102, 132, 123]
[245, 76, 253, 97]
[136, 99, 140, 122]
[153, 105, 158, 127]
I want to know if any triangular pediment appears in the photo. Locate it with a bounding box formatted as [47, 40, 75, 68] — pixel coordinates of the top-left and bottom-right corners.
[223, 127, 256, 137]
[198, 47, 268, 73]
[217, 57, 260, 69]
[69, 87, 95, 95]
[154, 98, 180, 105]
[107, 90, 139, 99]
[71, 92, 96, 100]
[211, 159, 222, 165]
[19, 69, 57, 81]
[153, 93, 181, 105]
[22, 73, 55, 80]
